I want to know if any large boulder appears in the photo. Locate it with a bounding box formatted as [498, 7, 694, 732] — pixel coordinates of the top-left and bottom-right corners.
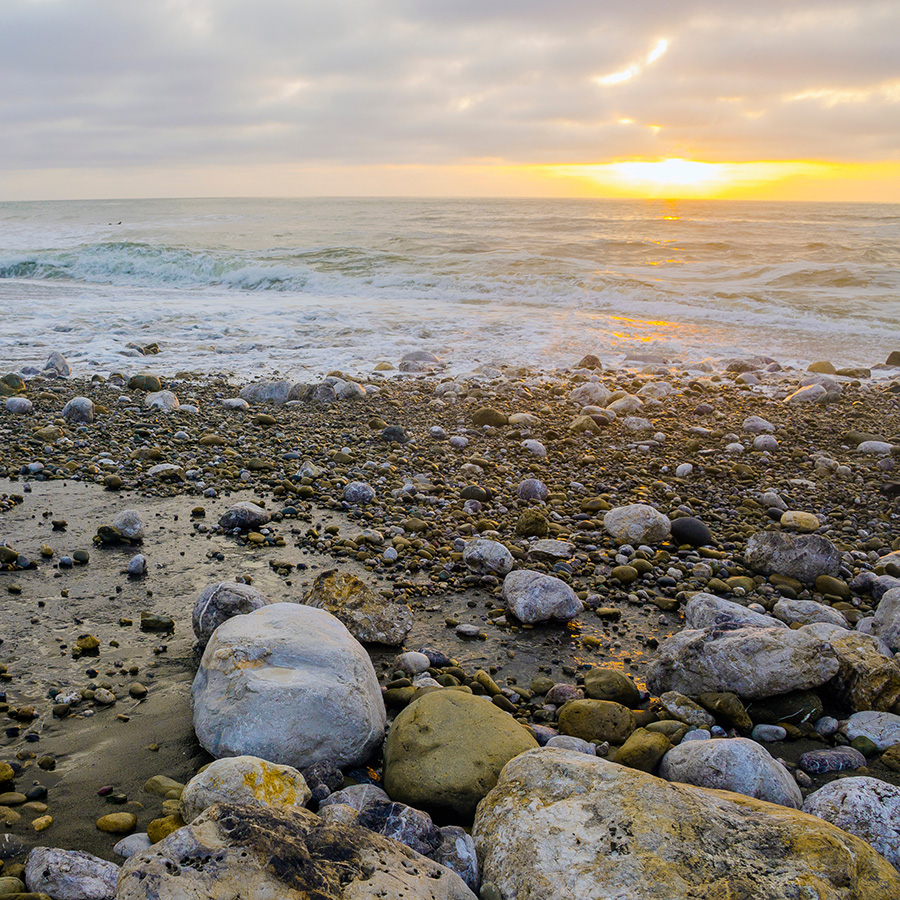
[684, 593, 786, 630]
[822, 630, 900, 712]
[603, 504, 671, 545]
[803, 777, 900, 871]
[383, 690, 538, 818]
[191, 603, 386, 769]
[192, 581, 272, 645]
[302, 570, 412, 646]
[648, 626, 839, 700]
[557, 699, 636, 744]
[502, 570, 583, 624]
[659, 737, 802, 808]
[117, 803, 476, 900]
[873, 588, 900, 652]
[745, 531, 841, 583]
[844, 711, 900, 751]
[472, 748, 900, 900]
[24, 847, 119, 900]
[180, 756, 311, 823]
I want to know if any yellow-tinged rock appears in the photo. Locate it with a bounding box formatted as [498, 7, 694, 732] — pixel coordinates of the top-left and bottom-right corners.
[147, 814, 185, 844]
[473, 748, 900, 900]
[32, 814, 53, 832]
[97, 812, 137, 834]
[781, 510, 821, 533]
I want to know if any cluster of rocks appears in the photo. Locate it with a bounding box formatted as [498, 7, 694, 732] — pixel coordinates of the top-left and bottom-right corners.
[3, 348, 900, 896]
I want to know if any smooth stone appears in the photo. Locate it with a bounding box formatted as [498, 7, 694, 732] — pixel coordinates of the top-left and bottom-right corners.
[546, 735, 596, 755]
[302, 570, 413, 646]
[660, 737, 802, 807]
[873, 587, 900, 652]
[239, 380, 293, 405]
[111, 510, 144, 541]
[799, 747, 867, 775]
[192, 581, 271, 645]
[462, 539, 514, 576]
[96, 812, 137, 834]
[516, 478, 549, 501]
[192, 603, 386, 769]
[355, 799, 441, 858]
[394, 651, 431, 675]
[217, 502, 270, 531]
[113, 833, 153, 860]
[383, 690, 538, 818]
[773, 598, 847, 628]
[434, 825, 480, 894]
[613, 728, 671, 773]
[780, 510, 820, 533]
[472, 749, 900, 900]
[803, 777, 900, 870]
[62, 397, 94, 424]
[558, 699, 635, 745]
[502, 570, 583, 624]
[318, 784, 390, 815]
[127, 554, 147, 576]
[343, 481, 376, 504]
[145, 390, 179, 411]
[583, 668, 641, 707]
[750, 724, 786, 742]
[180, 756, 311, 823]
[659, 692, 714, 730]
[4, 397, 32, 414]
[569, 382, 612, 407]
[603, 504, 671, 545]
[669, 517, 713, 547]
[118, 803, 476, 900]
[24, 847, 120, 900]
[44, 351, 71, 376]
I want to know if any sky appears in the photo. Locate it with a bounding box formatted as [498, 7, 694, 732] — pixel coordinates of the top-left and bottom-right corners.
[1, 0, 899, 200]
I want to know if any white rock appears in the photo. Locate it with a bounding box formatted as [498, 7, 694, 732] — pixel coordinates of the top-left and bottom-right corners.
[180, 755, 311, 823]
[603, 504, 671, 545]
[637, 381, 675, 399]
[546, 735, 596, 754]
[24, 847, 119, 900]
[569, 382, 612, 407]
[502, 570, 582, 624]
[145, 390, 179, 411]
[463, 539, 513, 576]
[521, 439, 547, 457]
[803, 777, 900, 869]
[753, 434, 779, 451]
[113, 833, 153, 859]
[191, 603, 386, 769]
[394, 651, 431, 675]
[675, 463, 693, 478]
[608, 394, 643, 415]
[112, 509, 145, 540]
[844, 710, 900, 751]
[660, 737, 802, 808]
[220, 397, 250, 410]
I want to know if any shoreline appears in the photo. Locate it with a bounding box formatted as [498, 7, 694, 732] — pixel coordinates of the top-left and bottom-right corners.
[1, 349, 900, 894]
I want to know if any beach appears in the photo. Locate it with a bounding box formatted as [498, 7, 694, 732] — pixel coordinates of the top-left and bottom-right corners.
[1, 347, 900, 897]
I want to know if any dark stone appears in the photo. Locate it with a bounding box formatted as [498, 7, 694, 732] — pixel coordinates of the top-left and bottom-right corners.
[419, 648, 454, 668]
[885, 351, 900, 367]
[460, 485, 490, 502]
[380, 425, 409, 444]
[301, 760, 344, 806]
[355, 800, 442, 858]
[670, 517, 714, 547]
[798, 747, 866, 775]
[576, 355, 602, 370]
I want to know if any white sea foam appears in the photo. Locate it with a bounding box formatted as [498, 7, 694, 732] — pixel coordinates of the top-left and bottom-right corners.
[1, 197, 898, 377]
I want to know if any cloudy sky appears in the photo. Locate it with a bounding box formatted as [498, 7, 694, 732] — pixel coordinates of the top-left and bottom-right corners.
[1, 0, 898, 199]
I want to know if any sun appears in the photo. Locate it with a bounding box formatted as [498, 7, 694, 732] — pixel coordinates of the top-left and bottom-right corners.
[610, 158, 726, 188]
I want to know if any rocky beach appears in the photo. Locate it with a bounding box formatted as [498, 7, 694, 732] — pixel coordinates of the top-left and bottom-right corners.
[1, 347, 900, 899]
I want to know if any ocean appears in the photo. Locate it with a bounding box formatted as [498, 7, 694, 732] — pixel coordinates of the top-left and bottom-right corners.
[1, 197, 898, 378]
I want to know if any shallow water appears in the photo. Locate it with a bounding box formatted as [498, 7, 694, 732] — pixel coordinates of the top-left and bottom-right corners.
[1, 197, 899, 376]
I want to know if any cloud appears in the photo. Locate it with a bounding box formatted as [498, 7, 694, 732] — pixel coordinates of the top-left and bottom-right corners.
[0, 0, 897, 180]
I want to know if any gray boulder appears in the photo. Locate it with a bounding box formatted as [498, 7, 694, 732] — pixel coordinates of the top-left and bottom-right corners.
[659, 737, 802, 808]
[4, 396, 32, 414]
[684, 593, 786, 630]
[117, 803, 476, 900]
[192, 603, 386, 769]
[44, 351, 71, 376]
[24, 847, 119, 900]
[648, 626, 839, 699]
[844, 711, 900, 750]
[773, 598, 848, 628]
[502, 570, 583, 624]
[745, 531, 841, 583]
[112, 509, 145, 541]
[873, 588, 900, 652]
[803, 777, 900, 870]
[192, 581, 272, 645]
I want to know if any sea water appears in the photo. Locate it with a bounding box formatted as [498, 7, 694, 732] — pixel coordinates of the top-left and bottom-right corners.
[1, 197, 898, 378]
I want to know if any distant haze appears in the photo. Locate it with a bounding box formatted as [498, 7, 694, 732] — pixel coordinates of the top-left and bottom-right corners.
[1, 1, 898, 200]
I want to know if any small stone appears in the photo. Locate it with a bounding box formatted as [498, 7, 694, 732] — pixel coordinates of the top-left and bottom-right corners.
[798, 747, 867, 775]
[97, 812, 137, 834]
